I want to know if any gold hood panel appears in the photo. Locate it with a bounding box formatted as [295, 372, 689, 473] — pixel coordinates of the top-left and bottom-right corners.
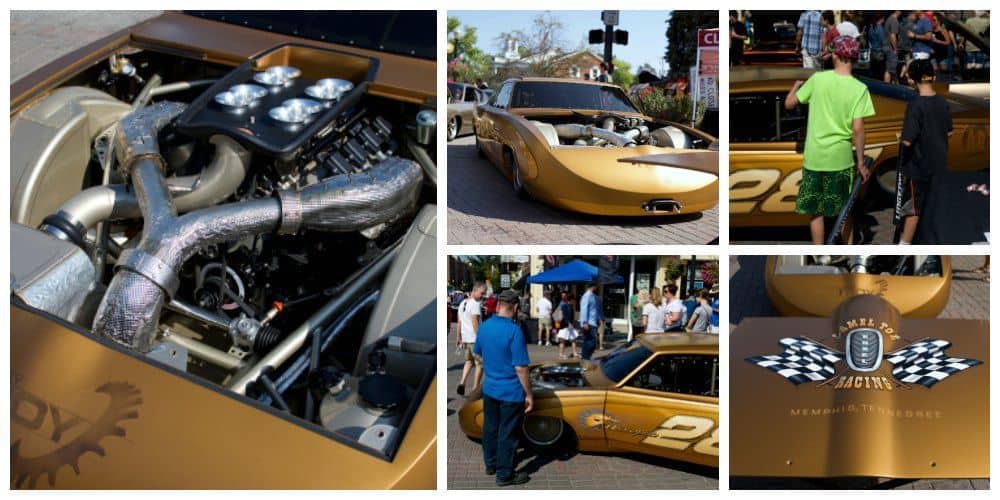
[730, 296, 988, 479]
[10, 306, 436, 489]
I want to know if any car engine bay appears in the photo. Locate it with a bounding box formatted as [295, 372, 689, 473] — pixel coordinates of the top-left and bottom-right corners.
[773, 255, 944, 277]
[526, 113, 712, 149]
[10, 45, 437, 459]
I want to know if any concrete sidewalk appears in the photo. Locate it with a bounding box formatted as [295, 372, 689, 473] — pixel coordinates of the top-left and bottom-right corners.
[11, 11, 162, 82]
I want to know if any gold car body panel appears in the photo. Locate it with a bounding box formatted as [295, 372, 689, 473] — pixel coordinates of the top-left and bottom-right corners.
[764, 255, 952, 318]
[12, 12, 436, 114]
[474, 78, 719, 216]
[731, 295, 988, 478]
[729, 69, 989, 227]
[458, 334, 719, 467]
[11, 306, 436, 489]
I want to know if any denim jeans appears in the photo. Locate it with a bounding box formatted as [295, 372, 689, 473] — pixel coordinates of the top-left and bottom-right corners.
[580, 327, 597, 360]
[482, 395, 524, 483]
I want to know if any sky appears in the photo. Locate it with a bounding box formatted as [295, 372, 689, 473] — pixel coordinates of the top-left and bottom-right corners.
[450, 10, 682, 76]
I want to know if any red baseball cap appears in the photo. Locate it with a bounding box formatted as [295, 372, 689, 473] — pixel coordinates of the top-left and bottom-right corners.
[833, 35, 860, 60]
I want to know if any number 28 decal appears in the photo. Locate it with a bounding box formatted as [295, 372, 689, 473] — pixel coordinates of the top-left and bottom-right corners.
[642, 415, 719, 456]
[730, 168, 802, 214]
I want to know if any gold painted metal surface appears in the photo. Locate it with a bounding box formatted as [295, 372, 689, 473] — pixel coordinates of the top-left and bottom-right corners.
[764, 256, 952, 318]
[11, 306, 436, 489]
[474, 77, 719, 216]
[731, 295, 988, 478]
[458, 333, 719, 467]
[730, 68, 989, 227]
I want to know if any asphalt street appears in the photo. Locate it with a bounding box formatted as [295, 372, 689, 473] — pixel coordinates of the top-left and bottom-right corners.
[446, 135, 720, 245]
[445, 322, 719, 490]
[728, 254, 989, 490]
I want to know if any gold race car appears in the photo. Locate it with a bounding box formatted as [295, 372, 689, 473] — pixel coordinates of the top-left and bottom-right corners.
[11, 11, 437, 489]
[729, 67, 989, 227]
[458, 333, 719, 468]
[473, 77, 719, 216]
[731, 293, 988, 480]
[765, 255, 951, 318]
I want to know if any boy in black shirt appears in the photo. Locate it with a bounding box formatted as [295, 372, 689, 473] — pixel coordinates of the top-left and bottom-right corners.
[898, 57, 952, 244]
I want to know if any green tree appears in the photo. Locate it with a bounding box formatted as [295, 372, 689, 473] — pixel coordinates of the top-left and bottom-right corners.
[664, 11, 717, 78]
[447, 16, 492, 84]
[495, 12, 567, 78]
[611, 57, 635, 89]
[465, 255, 500, 286]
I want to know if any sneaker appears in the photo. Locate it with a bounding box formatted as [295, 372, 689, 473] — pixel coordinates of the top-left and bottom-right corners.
[537, 340, 543, 345]
[457, 384, 465, 396]
[545, 342, 551, 346]
[559, 354, 567, 360]
[496, 472, 530, 487]
[485, 466, 496, 475]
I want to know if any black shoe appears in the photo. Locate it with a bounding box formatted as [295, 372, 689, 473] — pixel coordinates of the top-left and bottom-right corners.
[457, 384, 465, 396]
[485, 466, 496, 475]
[496, 472, 529, 487]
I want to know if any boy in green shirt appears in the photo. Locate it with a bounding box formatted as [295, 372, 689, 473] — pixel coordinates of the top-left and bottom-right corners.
[785, 35, 876, 244]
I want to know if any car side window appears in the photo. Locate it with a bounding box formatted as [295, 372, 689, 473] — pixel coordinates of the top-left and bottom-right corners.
[464, 87, 477, 102]
[730, 93, 808, 143]
[626, 354, 719, 398]
[494, 83, 513, 109]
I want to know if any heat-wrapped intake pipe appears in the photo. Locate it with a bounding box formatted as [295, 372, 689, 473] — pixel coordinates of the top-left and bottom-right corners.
[553, 123, 635, 147]
[40, 135, 250, 247]
[92, 104, 423, 352]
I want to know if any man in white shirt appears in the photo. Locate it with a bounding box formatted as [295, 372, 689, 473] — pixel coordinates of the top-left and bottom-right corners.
[663, 284, 686, 331]
[536, 291, 553, 346]
[456, 282, 486, 396]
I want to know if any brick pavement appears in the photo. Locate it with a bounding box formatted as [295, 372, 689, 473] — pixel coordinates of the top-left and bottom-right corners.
[445, 321, 719, 490]
[728, 254, 989, 490]
[11, 11, 162, 83]
[446, 135, 719, 244]
[729, 254, 989, 328]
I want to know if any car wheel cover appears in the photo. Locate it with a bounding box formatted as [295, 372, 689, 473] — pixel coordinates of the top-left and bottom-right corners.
[522, 416, 564, 446]
[448, 117, 458, 139]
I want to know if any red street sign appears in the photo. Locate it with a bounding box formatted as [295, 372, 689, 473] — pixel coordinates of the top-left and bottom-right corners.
[697, 28, 719, 48]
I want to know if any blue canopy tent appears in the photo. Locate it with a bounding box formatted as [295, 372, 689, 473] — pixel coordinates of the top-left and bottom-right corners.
[525, 259, 624, 285]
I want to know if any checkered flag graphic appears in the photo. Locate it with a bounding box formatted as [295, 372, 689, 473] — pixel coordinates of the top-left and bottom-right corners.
[886, 339, 982, 388]
[746, 337, 843, 385]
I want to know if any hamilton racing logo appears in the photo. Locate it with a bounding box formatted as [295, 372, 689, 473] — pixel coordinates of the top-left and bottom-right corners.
[746, 326, 981, 391]
[11, 378, 142, 489]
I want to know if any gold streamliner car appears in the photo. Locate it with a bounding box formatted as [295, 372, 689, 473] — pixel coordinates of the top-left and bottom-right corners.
[730, 67, 989, 227]
[473, 77, 720, 216]
[731, 256, 988, 481]
[459, 333, 719, 468]
[11, 11, 437, 488]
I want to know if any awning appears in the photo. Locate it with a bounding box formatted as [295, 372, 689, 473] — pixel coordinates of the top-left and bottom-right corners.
[525, 259, 624, 285]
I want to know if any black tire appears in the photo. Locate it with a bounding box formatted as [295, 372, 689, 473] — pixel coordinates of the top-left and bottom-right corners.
[447, 116, 459, 142]
[875, 160, 898, 195]
[505, 149, 529, 200]
[475, 133, 486, 158]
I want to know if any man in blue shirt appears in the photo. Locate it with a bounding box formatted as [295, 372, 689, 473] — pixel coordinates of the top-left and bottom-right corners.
[909, 12, 934, 57]
[473, 289, 533, 486]
[578, 282, 604, 360]
[709, 296, 720, 334]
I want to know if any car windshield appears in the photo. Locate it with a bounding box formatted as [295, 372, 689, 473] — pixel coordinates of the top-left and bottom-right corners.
[600, 344, 654, 383]
[510, 81, 639, 113]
